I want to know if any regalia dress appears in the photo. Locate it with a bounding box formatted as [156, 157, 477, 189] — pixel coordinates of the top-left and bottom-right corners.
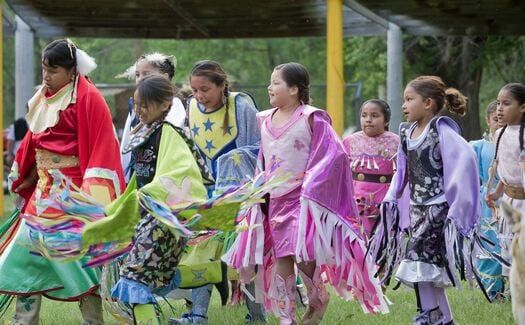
[374, 117, 480, 289]
[470, 136, 503, 299]
[343, 131, 399, 237]
[111, 121, 209, 304]
[494, 125, 525, 277]
[224, 105, 388, 315]
[0, 75, 125, 301]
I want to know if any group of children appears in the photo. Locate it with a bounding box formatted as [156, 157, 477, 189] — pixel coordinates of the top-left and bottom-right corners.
[0, 38, 524, 325]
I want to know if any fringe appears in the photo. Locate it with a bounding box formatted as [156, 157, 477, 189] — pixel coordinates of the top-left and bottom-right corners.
[296, 199, 389, 314]
[368, 202, 406, 286]
[0, 209, 21, 255]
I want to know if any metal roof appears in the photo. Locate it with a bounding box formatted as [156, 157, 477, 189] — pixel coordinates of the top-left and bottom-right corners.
[5, 0, 524, 39]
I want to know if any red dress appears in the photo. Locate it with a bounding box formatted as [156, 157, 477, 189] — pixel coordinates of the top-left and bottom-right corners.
[0, 75, 125, 300]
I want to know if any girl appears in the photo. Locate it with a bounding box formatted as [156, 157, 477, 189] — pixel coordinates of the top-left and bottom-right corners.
[171, 60, 263, 324]
[119, 53, 187, 182]
[376, 76, 479, 325]
[0, 39, 125, 325]
[486, 83, 525, 305]
[470, 101, 504, 301]
[83, 74, 209, 324]
[343, 99, 399, 239]
[224, 62, 388, 325]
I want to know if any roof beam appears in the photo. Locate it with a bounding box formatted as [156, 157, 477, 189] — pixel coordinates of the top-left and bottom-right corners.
[161, 0, 209, 38]
[343, 0, 390, 30]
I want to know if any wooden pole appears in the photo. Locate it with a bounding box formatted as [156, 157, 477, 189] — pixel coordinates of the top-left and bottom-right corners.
[326, 0, 344, 135]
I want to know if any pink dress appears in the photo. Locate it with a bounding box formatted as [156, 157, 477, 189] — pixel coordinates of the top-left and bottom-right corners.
[343, 131, 399, 237]
[261, 105, 312, 258]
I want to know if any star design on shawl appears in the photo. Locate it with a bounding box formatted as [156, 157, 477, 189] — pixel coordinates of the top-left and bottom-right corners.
[203, 118, 215, 132]
[205, 139, 216, 153]
[161, 176, 194, 207]
[220, 125, 234, 135]
[230, 152, 242, 166]
[191, 268, 208, 283]
[293, 139, 305, 151]
[192, 123, 200, 136]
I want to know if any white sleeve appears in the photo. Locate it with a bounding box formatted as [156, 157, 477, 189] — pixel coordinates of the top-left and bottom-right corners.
[165, 97, 187, 128]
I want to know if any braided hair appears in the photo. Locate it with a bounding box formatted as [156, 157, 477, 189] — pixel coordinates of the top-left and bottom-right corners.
[190, 60, 231, 135]
[273, 62, 310, 105]
[493, 83, 525, 159]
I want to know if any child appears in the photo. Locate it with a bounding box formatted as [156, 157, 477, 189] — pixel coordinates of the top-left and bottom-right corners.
[470, 101, 504, 301]
[0, 39, 125, 325]
[343, 99, 399, 239]
[108, 75, 209, 324]
[224, 62, 388, 325]
[119, 53, 188, 182]
[486, 83, 525, 304]
[377, 76, 479, 325]
[171, 60, 263, 325]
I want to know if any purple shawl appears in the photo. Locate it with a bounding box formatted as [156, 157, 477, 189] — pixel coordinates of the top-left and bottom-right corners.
[385, 116, 480, 235]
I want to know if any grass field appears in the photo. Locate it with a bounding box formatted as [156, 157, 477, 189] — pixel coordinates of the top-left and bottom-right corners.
[0, 194, 516, 324]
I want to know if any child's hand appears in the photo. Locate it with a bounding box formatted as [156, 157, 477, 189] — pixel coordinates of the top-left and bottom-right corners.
[14, 164, 38, 193]
[485, 192, 500, 208]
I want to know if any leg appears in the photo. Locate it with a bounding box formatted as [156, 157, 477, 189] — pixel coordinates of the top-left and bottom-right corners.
[297, 262, 329, 325]
[296, 275, 309, 307]
[435, 287, 453, 324]
[412, 282, 443, 325]
[132, 304, 160, 325]
[11, 295, 42, 325]
[79, 294, 104, 325]
[244, 282, 267, 323]
[273, 256, 297, 325]
[169, 285, 211, 324]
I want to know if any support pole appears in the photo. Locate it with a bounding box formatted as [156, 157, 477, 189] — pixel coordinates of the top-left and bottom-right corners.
[387, 22, 403, 133]
[326, 0, 344, 135]
[15, 15, 34, 119]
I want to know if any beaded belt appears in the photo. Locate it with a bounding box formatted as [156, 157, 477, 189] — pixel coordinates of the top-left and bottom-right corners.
[352, 172, 392, 183]
[35, 148, 79, 170]
[504, 185, 525, 200]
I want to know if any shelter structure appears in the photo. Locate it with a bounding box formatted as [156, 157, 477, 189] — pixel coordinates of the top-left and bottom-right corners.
[1, 0, 524, 209]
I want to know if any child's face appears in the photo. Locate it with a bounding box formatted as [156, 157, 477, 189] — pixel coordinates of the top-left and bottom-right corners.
[133, 90, 170, 125]
[486, 111, 499, 135]
[190, 76, 225, 111]
[360, 102, 387, 137]
[402, 86, 431, 123]
[497, 89, 525, 125]
[135, 60, 168, 85]
[268, 69, 297, 109]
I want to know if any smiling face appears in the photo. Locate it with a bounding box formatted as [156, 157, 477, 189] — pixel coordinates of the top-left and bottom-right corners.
[267, 69, 298, 109]
[402, 86, 431, 123]
[42, 60, 75, 94]
[133, 89, 170, 125]
[497, 88, 525, 126]
[190, 75, 225, 111]
[360, 102, 388, 137]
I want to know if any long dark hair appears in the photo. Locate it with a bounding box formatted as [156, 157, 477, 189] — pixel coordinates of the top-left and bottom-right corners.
[190, 60, 230, 135]
[42, 39, 76, 71]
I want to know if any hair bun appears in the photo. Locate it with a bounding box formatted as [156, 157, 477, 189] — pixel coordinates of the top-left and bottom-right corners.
[445, 88, 467, 116]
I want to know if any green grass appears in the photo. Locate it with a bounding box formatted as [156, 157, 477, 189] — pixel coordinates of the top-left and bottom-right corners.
[0, 285, 515, 324]
[0, 195, 515, 324]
